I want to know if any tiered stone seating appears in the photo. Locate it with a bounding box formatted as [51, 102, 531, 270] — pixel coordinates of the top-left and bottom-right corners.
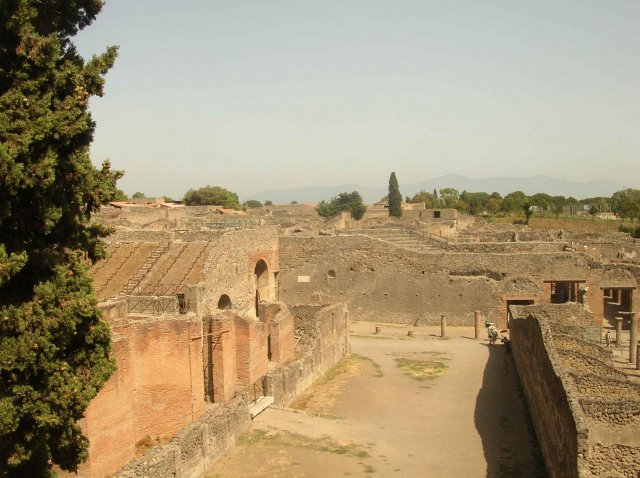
[93, 242, 160, 300]
[355, 227, 441, 253]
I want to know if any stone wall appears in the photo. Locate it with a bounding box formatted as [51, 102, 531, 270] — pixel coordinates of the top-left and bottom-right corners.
[448, 241, 567, 254]
[108, 230, 176, 243]
[279, 236, 639, 328]
[264, 303, 349, 406]
[115, 394, 251, 478]
[196, 227, 280, 318]
[510, 304, 640, 478]
[95, 227, 281, 318]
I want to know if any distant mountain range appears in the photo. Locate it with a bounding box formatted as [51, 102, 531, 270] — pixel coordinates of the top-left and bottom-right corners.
[247, 174, 627, 204]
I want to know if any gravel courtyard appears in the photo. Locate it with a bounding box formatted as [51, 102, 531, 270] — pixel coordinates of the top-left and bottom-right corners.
[207, 321, 546, 478]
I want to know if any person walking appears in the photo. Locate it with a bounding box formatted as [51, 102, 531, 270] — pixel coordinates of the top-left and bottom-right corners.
[488, 324, 498, 345]
[605, 329, 611, 348]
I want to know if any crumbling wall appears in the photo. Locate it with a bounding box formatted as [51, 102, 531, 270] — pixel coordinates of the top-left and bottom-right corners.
[261, 302, 295, 365]
[280, 236, 639, 327]
[108, 230, 175, 243]
[115, 394, 251, 478]
[197, 227, 280, 318]
[264, 303, 349, 406]
[510, 304, 640, 478]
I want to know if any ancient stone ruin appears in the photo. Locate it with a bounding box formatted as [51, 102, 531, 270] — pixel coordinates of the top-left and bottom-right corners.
[67, 203, 639, 477]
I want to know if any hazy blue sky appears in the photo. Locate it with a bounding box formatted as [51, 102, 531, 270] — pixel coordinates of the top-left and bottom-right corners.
[75, 0, 639, 200]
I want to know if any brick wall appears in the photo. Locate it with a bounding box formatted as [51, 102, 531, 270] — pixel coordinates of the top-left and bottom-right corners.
[74, 335, 136, 478]
[203, 312, 237, 403]
[270, 307, 295, 364]
[264, 303, 349, 406]
[119, 315, 205, 443]
[260, 302, 295, 365]
[233, 316, 268, 387]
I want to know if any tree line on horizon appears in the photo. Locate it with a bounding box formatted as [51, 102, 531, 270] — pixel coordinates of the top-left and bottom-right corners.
[311, 172, 639, 224]
[405, 187, 640, 221]
[172, 180, 639, 225]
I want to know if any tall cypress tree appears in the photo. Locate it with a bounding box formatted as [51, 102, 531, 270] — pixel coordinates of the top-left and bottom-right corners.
[388, 172, 402, 217]
[0, 2, 121, 474]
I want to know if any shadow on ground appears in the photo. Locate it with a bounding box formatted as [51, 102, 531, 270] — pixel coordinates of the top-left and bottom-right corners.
[474, 343, 547, 478]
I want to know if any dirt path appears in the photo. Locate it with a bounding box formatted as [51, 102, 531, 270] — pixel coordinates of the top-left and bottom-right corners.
[207, 322, 545, 478]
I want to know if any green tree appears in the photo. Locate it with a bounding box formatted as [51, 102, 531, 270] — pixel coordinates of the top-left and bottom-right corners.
[410, 190, 437, 208]
[182, 185, 241, 209]
[244, 200, 263, 208]
[612, 189, 640, 221]
[486, 197, 502, 215]
[264, 200, 273, 206]
[388, 172, 402, 218]
[566, 196, 579, 216]
[460, 191, 490, 215]
[439, 188, 462, 210]
[131, 191, 145, 199]
[530, 193, 552, 214]
[501, 191, 528, 213]
[523, 202, 533, 225]
[0, 2, 120, 474]
[112, 189, 128, 202]
[550, 196, 566, 218]
[316, 191, 367, 220]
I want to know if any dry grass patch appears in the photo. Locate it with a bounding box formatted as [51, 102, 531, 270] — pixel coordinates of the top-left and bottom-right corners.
[290, 354, 382, 413]
[238, 428, 370, 458]
[392, 351, 449, 382]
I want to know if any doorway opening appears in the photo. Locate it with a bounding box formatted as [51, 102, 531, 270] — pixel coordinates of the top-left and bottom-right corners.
[601, 287, 635, 328]
[545, 280, 586, 304]
[255, 260, 269, 318]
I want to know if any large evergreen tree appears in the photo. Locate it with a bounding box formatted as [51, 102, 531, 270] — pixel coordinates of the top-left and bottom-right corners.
[0, 2, 121, 475]
[388, 172, 402, 218]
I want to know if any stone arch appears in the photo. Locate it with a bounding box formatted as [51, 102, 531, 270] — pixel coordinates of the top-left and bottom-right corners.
[217, 294, 232, 310]
[502, 276, 540, 294]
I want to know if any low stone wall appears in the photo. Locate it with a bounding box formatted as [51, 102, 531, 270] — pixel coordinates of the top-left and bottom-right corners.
[115, 394, 251, 478]
[449, 241, 567, 254]
[108, 230, 175, 243]
[264, 303, 349, 405]
[510, 304, 640, 478]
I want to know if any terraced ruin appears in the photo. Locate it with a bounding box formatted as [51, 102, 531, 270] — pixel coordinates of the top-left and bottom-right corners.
[64, 203, 639, 478]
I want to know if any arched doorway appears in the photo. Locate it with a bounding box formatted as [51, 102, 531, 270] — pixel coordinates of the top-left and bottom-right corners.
[255, 260, 269, 317]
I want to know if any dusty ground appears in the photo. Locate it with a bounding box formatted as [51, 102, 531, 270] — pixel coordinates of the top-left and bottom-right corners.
[207, 322, 546, 478]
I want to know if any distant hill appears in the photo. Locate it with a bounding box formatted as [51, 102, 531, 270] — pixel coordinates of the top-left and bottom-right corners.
[246, 174, 626, 205]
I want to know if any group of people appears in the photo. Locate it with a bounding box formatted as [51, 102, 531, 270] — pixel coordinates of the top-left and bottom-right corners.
[486, 321, 511, 352]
